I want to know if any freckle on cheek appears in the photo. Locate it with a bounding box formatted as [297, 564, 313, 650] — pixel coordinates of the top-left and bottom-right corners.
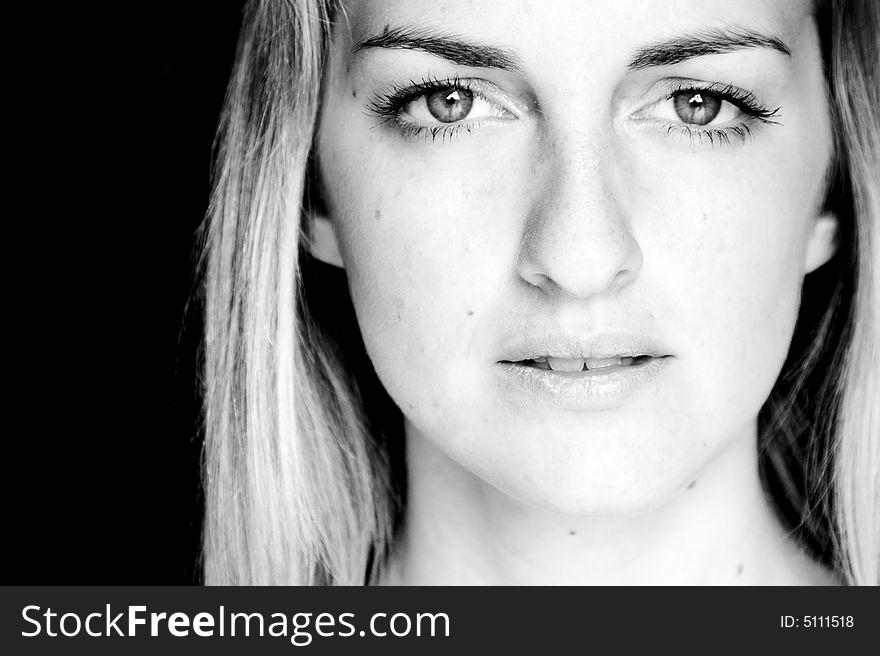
[374, 209, 382, 221]
[467, 310, 474, 316]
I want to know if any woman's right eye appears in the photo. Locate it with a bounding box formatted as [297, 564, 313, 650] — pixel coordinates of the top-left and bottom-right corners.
[400, 85, 510, 125]
[368, 77, 518, 141]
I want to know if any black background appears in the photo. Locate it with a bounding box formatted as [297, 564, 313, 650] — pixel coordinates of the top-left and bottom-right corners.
[10, 3, 247, 583]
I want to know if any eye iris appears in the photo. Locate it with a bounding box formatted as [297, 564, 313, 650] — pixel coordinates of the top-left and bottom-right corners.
[426, 87, 474, 123]
[673, 91, 722, 126]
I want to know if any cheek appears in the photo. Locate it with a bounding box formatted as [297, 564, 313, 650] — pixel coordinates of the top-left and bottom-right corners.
[321, 133, 528, 423]
[634, 151, 812, 430]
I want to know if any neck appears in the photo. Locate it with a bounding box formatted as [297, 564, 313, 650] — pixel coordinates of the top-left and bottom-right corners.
[381, 421, 830, 585]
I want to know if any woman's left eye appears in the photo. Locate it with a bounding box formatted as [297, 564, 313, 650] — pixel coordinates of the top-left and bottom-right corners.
[633, 82, 781, 146]
[401, 85, 511, 124]
[653, 89, 743, 127]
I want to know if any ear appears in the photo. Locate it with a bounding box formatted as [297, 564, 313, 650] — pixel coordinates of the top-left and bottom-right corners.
[308, 212, 345, 269]
[803, 212, 838, 274]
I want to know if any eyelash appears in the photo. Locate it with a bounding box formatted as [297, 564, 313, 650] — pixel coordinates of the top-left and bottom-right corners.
[366, 74, 500, 142]
[366, 76, 781, 146]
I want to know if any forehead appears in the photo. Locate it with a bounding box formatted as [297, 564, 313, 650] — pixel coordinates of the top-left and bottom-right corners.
[339, 0, 814, 55]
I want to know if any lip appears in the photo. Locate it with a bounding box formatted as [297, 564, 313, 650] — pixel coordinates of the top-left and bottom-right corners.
[495, 332, 673, 411]
[497, 331, 671, 361]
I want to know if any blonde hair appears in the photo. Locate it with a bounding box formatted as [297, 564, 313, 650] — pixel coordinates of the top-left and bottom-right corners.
[202, 0, 395, 585]
[827, 0, 880, 584]
[201, 0, 879, 585]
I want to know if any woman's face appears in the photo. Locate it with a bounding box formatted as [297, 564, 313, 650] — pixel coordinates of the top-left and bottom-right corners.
[314, 0, 837, 514]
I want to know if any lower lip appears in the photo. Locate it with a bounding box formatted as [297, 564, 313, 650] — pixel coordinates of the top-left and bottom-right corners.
[494, 357, 672, 411]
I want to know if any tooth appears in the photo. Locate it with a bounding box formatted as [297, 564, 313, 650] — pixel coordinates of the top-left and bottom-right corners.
[532, 356, 548, 363]
[547, 357, 586, 372]
[584, 357, 622, 370]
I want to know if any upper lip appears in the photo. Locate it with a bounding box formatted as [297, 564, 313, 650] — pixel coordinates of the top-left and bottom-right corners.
[497, 331, 671, 362]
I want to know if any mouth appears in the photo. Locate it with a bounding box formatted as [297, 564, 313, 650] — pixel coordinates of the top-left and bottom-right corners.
[502, 354, 661, 374]
[494, 335, 673, 410]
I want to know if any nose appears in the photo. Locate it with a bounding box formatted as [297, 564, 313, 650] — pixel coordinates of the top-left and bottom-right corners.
[516, 142, 643, 300]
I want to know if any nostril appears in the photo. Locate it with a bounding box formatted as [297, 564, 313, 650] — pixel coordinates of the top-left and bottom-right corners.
[617, 239, 644, 286]
[521, 271, 551, 291]
[608, 266, 635, 292]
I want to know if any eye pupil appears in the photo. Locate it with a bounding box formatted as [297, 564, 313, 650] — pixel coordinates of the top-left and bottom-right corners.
[426, 87, 474, 123]
[673, 90, 722, 126]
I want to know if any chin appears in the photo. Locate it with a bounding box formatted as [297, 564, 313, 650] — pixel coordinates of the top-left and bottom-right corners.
[482, 442, 699, 518]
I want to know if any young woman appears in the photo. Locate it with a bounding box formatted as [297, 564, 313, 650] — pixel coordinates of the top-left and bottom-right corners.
[200, 0, 879, 585]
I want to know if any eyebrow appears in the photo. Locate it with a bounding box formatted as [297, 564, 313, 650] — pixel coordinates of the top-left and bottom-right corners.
[627, 27, 791, 70]
[353, 24, 790, 74]
[353, 25, 523, 73]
